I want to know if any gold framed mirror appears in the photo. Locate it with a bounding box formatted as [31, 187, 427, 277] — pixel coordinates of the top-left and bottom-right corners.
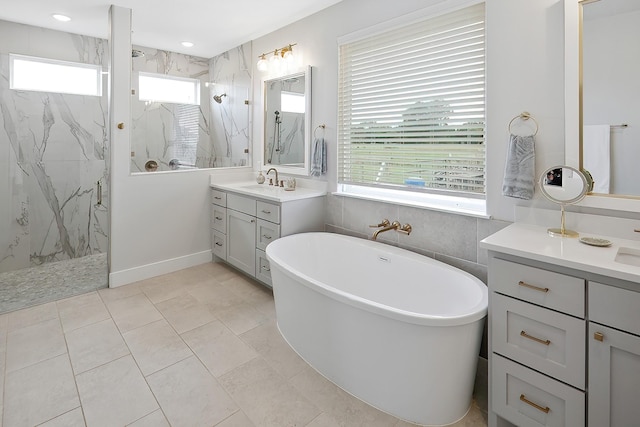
[564, 0, 640, 212]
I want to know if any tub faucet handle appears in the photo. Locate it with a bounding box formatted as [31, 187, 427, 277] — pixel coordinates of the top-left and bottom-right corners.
[370, 219, 391, 228]
[397, 223, 412, 235]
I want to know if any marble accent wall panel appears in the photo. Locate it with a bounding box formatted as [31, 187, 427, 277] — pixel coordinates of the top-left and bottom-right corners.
[209, 42, 252, 168]
[0, 21, 109, 273]
[130, 46, 213, 172]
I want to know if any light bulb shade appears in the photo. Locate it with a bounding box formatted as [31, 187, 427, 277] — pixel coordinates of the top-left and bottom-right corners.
[257, 58, 268, 72]
[269, 52, 282, 64]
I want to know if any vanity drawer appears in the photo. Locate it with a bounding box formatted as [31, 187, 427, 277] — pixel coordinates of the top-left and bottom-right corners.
[256, 219, 280, 251]
[211, 189, 227, 207]
[227, 193, 256, 216]
[492, 353, 585, 427]
[211, 206, 227, 233]
[492, 293, 585, 389]
[255, 249, 272, 287]
[211, 230, 226, 260]
[490, 258, 585, 318]
[589, 281, 640, 336]
[256, 200, 280, 224]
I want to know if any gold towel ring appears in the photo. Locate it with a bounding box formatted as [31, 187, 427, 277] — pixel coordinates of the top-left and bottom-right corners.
[508, 112, 539, 136]
[314, 124, 326, 139]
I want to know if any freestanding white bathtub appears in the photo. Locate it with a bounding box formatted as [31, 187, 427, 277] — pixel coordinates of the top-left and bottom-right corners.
[266, 232, 488, 426]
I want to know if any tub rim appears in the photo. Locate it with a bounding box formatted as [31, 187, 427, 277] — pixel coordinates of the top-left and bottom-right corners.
[266, 232, 488, 327]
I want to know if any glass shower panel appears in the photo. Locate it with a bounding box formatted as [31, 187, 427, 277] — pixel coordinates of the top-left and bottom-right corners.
[0, 21, 109, 314]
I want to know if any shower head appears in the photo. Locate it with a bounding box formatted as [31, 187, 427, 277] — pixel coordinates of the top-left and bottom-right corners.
[132, 49, 145, 58]
[213, 93, 227, 104]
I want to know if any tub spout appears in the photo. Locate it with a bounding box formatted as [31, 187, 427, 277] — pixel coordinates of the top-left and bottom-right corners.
[372, 221, 400, 240]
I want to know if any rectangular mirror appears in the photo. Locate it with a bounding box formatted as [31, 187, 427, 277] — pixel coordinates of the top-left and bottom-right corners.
[581, 0, 640, 196]
[564, 0, 640, 212]
[262, 66, 311, 176]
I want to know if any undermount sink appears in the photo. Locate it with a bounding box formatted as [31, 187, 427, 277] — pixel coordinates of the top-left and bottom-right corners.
[240, 184, 283, 192]
[615, 247, 640, 267]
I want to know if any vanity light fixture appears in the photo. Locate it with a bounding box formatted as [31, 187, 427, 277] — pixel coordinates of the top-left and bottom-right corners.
[181, 41, 194, 48]
[256, 43, 297, 72]
[52, 14, 71, 22]
[257, 54, 268, 72]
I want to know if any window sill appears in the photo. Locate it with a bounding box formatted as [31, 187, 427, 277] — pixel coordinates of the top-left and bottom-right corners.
[334, 184, 489, 218]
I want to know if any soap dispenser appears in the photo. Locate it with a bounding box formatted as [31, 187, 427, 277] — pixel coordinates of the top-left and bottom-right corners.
[256, 171, 265, 184]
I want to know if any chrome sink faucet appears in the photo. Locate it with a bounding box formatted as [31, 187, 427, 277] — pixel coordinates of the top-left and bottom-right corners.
[266, 167, 279, 186]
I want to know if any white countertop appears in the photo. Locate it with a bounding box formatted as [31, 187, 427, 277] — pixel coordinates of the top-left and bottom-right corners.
[480, 222, 640, 284]
[210, 180, 326, 203]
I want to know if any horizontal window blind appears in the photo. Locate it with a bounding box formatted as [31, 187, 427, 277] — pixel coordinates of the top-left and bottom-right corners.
[338, 3, 486, 196]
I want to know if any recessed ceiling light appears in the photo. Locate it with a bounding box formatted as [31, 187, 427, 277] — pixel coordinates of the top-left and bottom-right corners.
[181, 41, 194, 48]
[52, 14, 71, 22]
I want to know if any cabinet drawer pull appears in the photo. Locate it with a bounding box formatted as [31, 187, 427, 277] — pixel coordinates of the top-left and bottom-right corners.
[594, 332, 604, 342]
[520, 330, 551, 346]
[519, 394, 550, 414]
[215, 242, 223, 247]
[518, 281, 549, 293]
[215, 216, 223, 221]
[261, 209, 272, 214]
[262, 234, 272, 240]
[214, 196, 222, 200]
[261, 265, 271, 272]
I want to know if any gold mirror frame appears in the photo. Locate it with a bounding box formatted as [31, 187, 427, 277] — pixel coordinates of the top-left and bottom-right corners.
[564, 0, 640, 212]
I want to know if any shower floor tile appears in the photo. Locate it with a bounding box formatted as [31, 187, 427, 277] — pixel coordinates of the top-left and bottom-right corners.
[0, 253, 108, 315]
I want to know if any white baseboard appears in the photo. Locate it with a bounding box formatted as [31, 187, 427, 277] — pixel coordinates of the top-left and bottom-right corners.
[108, 250, 212, 287]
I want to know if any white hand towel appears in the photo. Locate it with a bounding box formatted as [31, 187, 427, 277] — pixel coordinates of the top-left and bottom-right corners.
[502, 134, 536, 200]
[583, 125, 610, 193]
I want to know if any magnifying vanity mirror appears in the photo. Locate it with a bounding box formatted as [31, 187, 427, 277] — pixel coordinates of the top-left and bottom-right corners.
[539, 165, 589, 237]
[263, 66, 311, 176]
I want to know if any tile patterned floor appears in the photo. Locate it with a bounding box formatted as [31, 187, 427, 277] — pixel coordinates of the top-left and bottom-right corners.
[0, 262, 488, 427]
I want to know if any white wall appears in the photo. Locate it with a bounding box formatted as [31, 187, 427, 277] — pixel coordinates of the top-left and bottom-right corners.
[110, 0, 570, 286]
[108, 7, 252, 286]
[251, 0, 566, 222]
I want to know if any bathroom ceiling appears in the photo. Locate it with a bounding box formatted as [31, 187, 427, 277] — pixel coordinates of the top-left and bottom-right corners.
[0, 0, 344, 58]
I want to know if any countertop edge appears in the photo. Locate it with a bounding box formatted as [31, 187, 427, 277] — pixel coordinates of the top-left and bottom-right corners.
[481, 223, 640, 284]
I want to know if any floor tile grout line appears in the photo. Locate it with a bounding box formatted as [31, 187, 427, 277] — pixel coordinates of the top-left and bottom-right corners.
[33, 405, 84, 427]
[56, 302, 90, 427]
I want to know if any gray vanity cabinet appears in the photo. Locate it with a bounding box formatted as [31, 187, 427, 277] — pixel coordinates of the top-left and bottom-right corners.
[588, 282, 640, 426]
[226, 208, 257, 277]
[210, 187, 324, 287]
[488, 255, 640, 427]
[488, 257, 586, 427]
[210, 189, 227, 260]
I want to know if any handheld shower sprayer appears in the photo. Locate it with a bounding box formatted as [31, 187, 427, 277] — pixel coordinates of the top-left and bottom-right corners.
[213, 93, 227, 104]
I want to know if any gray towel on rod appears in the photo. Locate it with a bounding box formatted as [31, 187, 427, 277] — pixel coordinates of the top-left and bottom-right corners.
[502, 134, 535, 200]
[310, 137, 326, 177]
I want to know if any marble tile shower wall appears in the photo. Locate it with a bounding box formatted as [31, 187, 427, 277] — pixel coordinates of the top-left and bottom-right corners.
[130, 46, 213, 172]
[0, 21, 109, 274]
[325, 194, 511, 284]
[209, 42, 252, 168]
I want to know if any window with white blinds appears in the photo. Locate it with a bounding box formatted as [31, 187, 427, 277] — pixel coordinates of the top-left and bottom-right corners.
[338, 3, 486, 201]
